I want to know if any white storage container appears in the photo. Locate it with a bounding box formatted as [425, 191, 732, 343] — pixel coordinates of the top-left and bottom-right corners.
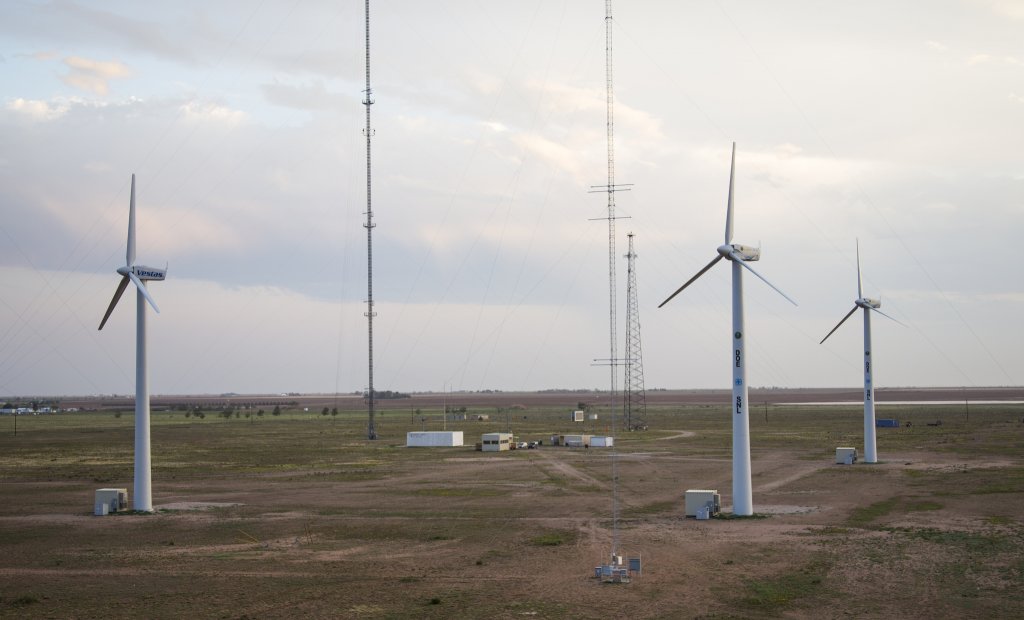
[406, 431, 464, 447]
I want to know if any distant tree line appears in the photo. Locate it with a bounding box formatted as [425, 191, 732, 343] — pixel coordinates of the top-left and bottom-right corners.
[364, 390, 410, 400]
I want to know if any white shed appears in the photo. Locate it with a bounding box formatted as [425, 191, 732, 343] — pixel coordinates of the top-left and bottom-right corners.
[94, 488, 128, 515]
[406, 431, 464, 447]
[684, 489, 721, 517]
[481, 432, 512, 451]
[835, 447, 858, 465]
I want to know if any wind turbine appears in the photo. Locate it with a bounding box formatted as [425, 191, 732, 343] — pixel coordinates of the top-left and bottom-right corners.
[98, 174, 166, 513]
[659, 143, 796, 516]
[819, 241, 903, 464]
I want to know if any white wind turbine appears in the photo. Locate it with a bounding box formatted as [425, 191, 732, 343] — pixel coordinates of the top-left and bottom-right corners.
[819, 241, 903, 464]
[659, 143, 796, 516]
[98, 174, 166, 513]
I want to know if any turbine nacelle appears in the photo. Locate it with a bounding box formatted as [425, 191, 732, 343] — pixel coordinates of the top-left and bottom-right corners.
[719, 243, 760, 262]
[856, 296, 881, 310]
[118, 265, 167, 281]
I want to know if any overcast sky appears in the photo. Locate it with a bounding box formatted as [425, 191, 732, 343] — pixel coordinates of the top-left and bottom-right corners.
[1, 0, 1021, 397]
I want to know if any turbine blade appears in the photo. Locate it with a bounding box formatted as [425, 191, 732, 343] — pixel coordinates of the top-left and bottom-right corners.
[98, 275, 130, 330]
[855, 238, 863, 299]
[870, 306, 907, 328]
[127, 174, 136, 266]
[658, 255, 723, 308]
[725, 142, 736, 244]
[819, 306, 858, 344]
[128, 271, 160, 314]
[731, 252, 798, 306]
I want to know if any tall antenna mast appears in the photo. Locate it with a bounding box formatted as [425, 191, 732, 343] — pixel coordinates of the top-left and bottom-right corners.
[587, 0, 631, 568]
[623, 232, 647, 431]
[363, 0, 378, 440]
[604, 0, 618, 436]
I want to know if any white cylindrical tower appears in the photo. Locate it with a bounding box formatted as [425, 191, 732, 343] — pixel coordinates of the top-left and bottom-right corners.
[134, 287, 153, 512]
[863, 308, 877, 463]
[731, 260, 753, 515]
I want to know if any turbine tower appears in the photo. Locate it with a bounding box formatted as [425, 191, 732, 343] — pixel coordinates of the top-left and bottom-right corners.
[362, 0, 378, 440]
[623, 233, 647, 431]
[98, 174, 166, 513]
[659, 143, 796, 516]
[819, 241, 904, 463]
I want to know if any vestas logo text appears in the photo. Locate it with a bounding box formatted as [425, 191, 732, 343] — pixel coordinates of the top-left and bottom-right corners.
[137, 270, 164, 278]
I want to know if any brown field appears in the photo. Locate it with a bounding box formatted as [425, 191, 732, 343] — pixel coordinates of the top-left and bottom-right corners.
[1, 388, 1023, 619]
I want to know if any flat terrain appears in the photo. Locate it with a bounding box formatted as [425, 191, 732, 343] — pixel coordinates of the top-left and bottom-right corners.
[1, 393, 1022, 619]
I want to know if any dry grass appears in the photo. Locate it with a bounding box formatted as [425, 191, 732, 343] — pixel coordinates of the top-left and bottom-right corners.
[0, 399, 1022, 618]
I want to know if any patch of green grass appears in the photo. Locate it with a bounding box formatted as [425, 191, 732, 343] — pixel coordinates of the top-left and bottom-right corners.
[813, 526, 850, 536]
[984, 515, 1013, 525]
[904, 500, 943, 512]
[411, 487, 505, 497]
[9, 595, 40, 608]
[426, 534, 453, 541]
[902, 528, 1010, 553]
[737, 559, 829, 613]
[904, 467, 1024, 496]
[529, 531, 575, 547]
[847, 497, 899, 526]
[714, 512, 769, 520]
[621, 499, 677, 517]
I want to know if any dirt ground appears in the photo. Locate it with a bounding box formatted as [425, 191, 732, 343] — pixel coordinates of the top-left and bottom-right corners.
[1, 395, 1022, 619]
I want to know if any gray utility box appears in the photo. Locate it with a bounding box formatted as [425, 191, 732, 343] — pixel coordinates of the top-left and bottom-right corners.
[94, 488, 128, 515]
[685, 489, 721, 517]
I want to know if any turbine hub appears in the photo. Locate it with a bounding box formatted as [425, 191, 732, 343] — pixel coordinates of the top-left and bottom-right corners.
[856, 297, 881, 309]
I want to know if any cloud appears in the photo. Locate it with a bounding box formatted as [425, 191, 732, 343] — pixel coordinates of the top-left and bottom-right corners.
[1011, 93, 1024, 104]
[968, 53, 993, 65]
[61, 56, 131, 95]
[481, 121, 508, 133]
[261, 79, 348, 111]
[926, 40, 948, 52]
[511, 132, 589, 183]
[692, 143, 877, 191]
[5, 98, 70, 121]
[179, 100, 246, 126]
[977, 0, 1024, 19]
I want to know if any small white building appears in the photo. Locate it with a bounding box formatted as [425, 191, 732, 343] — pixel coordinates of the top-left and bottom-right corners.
[571, 410, 584, 422]
[94, 488, 128, 515]
[406, 431, 464, 447]
[481, 432, 512, 451]
[835, 447, 858, 465]
[684, 489, 721, 517]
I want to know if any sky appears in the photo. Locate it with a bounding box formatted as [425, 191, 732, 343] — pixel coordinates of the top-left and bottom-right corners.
[0, 0, 1022, 397]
